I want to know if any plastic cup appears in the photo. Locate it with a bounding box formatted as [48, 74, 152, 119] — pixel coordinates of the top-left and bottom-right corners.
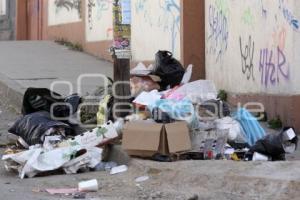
[78, 179, 98, 192]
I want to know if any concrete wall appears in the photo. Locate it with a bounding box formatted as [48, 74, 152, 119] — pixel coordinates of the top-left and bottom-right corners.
[43, 0, 182, 63]
[17, 0, 207, 79]
[205, 0, 299, 95]
[131, 0, 181, 61]
[0, 0, 6, 15]
[85, 0, 113, 42]
[43, 0, 112, 61]
[205, 0, 300, 131]
[48, 0, 82, 26]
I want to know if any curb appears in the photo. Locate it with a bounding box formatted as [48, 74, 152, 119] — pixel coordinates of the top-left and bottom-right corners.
[0, 72, 25, 113]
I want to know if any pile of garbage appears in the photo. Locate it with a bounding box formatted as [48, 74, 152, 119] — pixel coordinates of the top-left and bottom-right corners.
[2, 50, 298, 179]
[123, 50, 298, 162]
[2, 88, 123, 179]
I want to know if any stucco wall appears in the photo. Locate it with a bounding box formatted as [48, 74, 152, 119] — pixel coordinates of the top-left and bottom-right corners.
[44, 0, 112, 61]
[48, 0, 82, 26]
[131, 0, 181, 61]
[205, 0, 300, 95]
[0, 0, 6, 15]
[85, 0, 113, 42]
[45, 0, 182, 63]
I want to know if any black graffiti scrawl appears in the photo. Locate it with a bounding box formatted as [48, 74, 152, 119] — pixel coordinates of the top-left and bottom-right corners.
[239, 36, 255, 80]
[87, 0, 96, 30]
[55, 0, 82, 18]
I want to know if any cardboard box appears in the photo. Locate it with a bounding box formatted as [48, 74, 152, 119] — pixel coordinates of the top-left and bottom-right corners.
[122, 121, 192, 157]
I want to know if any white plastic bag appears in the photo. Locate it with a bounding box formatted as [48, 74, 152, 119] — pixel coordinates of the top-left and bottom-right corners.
[215, 117, 246, 142]
[166, 80, 218, 103]
[2, 146, 103, 179]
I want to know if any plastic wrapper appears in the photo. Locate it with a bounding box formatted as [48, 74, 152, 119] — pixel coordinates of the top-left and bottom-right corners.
[165, 80, 218, 103]
[234, 108, 266, 146]
[215, 117, 246, 142]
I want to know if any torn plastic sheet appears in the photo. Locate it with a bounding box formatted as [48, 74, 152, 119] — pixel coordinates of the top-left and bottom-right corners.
[133, 90, 162, 106]
[148, 99, 195, 122]
[234, 108, 266, 146]
[58, 121, 119, 148]
[3, 120, 119, 178]
[2, 121, 120, 179]
[2, 146, 103, 179]
[165, 80, 218, 103]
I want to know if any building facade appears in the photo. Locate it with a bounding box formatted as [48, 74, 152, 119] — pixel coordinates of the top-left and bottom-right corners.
[205, 0, 300, 131]
[12, 0, 300, 131]
[15, 0, 205, 80]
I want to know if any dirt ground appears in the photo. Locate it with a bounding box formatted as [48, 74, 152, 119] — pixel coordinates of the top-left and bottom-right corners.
[0, 102, 300, 200]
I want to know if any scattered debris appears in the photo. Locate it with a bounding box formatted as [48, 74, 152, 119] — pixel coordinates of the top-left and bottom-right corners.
[78, 179, 98, 192]
[45, 188, 78, 195]
[110, 165, 128, 175]
[135, 176, 150, 183]
[1, 50, 298, 187]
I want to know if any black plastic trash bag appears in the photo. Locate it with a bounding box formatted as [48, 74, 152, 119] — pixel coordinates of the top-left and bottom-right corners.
[250, 127, 298, 161]
[8, 111, 72, 146]
[22, 88, 63, 115]
[153, 50, 185, 89]
[22, 88, 81, 118]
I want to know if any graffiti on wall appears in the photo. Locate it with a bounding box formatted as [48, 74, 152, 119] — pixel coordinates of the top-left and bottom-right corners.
[135, 0, 180, 53]
[159, 0, 180, 54]
[279, 0, 299, 30]
[55, 0, 81, 17]
[259, 47, 290, 87]
[271, 26, 287, 51]
[48, 0, 82, 26]
[85, 0, 113, 42]
[260, 0, 267, 18]
[242, 7, 255, 27]
[133, 0, 180, 56]
[205, 0, 298, 92]
[239, 36, 255, 81]
[207, 4, 229, 63]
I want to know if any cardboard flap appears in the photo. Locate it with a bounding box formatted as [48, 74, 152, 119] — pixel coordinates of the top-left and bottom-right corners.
[158, 126, 169, 155]
[122, 122, 162, 151]
[164, 122, 192, 153]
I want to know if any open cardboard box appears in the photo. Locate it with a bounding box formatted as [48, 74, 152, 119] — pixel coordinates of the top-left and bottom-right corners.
[122, 121, 191, 157]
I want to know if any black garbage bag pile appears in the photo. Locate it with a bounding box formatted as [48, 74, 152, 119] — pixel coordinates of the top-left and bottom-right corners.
[9, 88, 82, 147]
